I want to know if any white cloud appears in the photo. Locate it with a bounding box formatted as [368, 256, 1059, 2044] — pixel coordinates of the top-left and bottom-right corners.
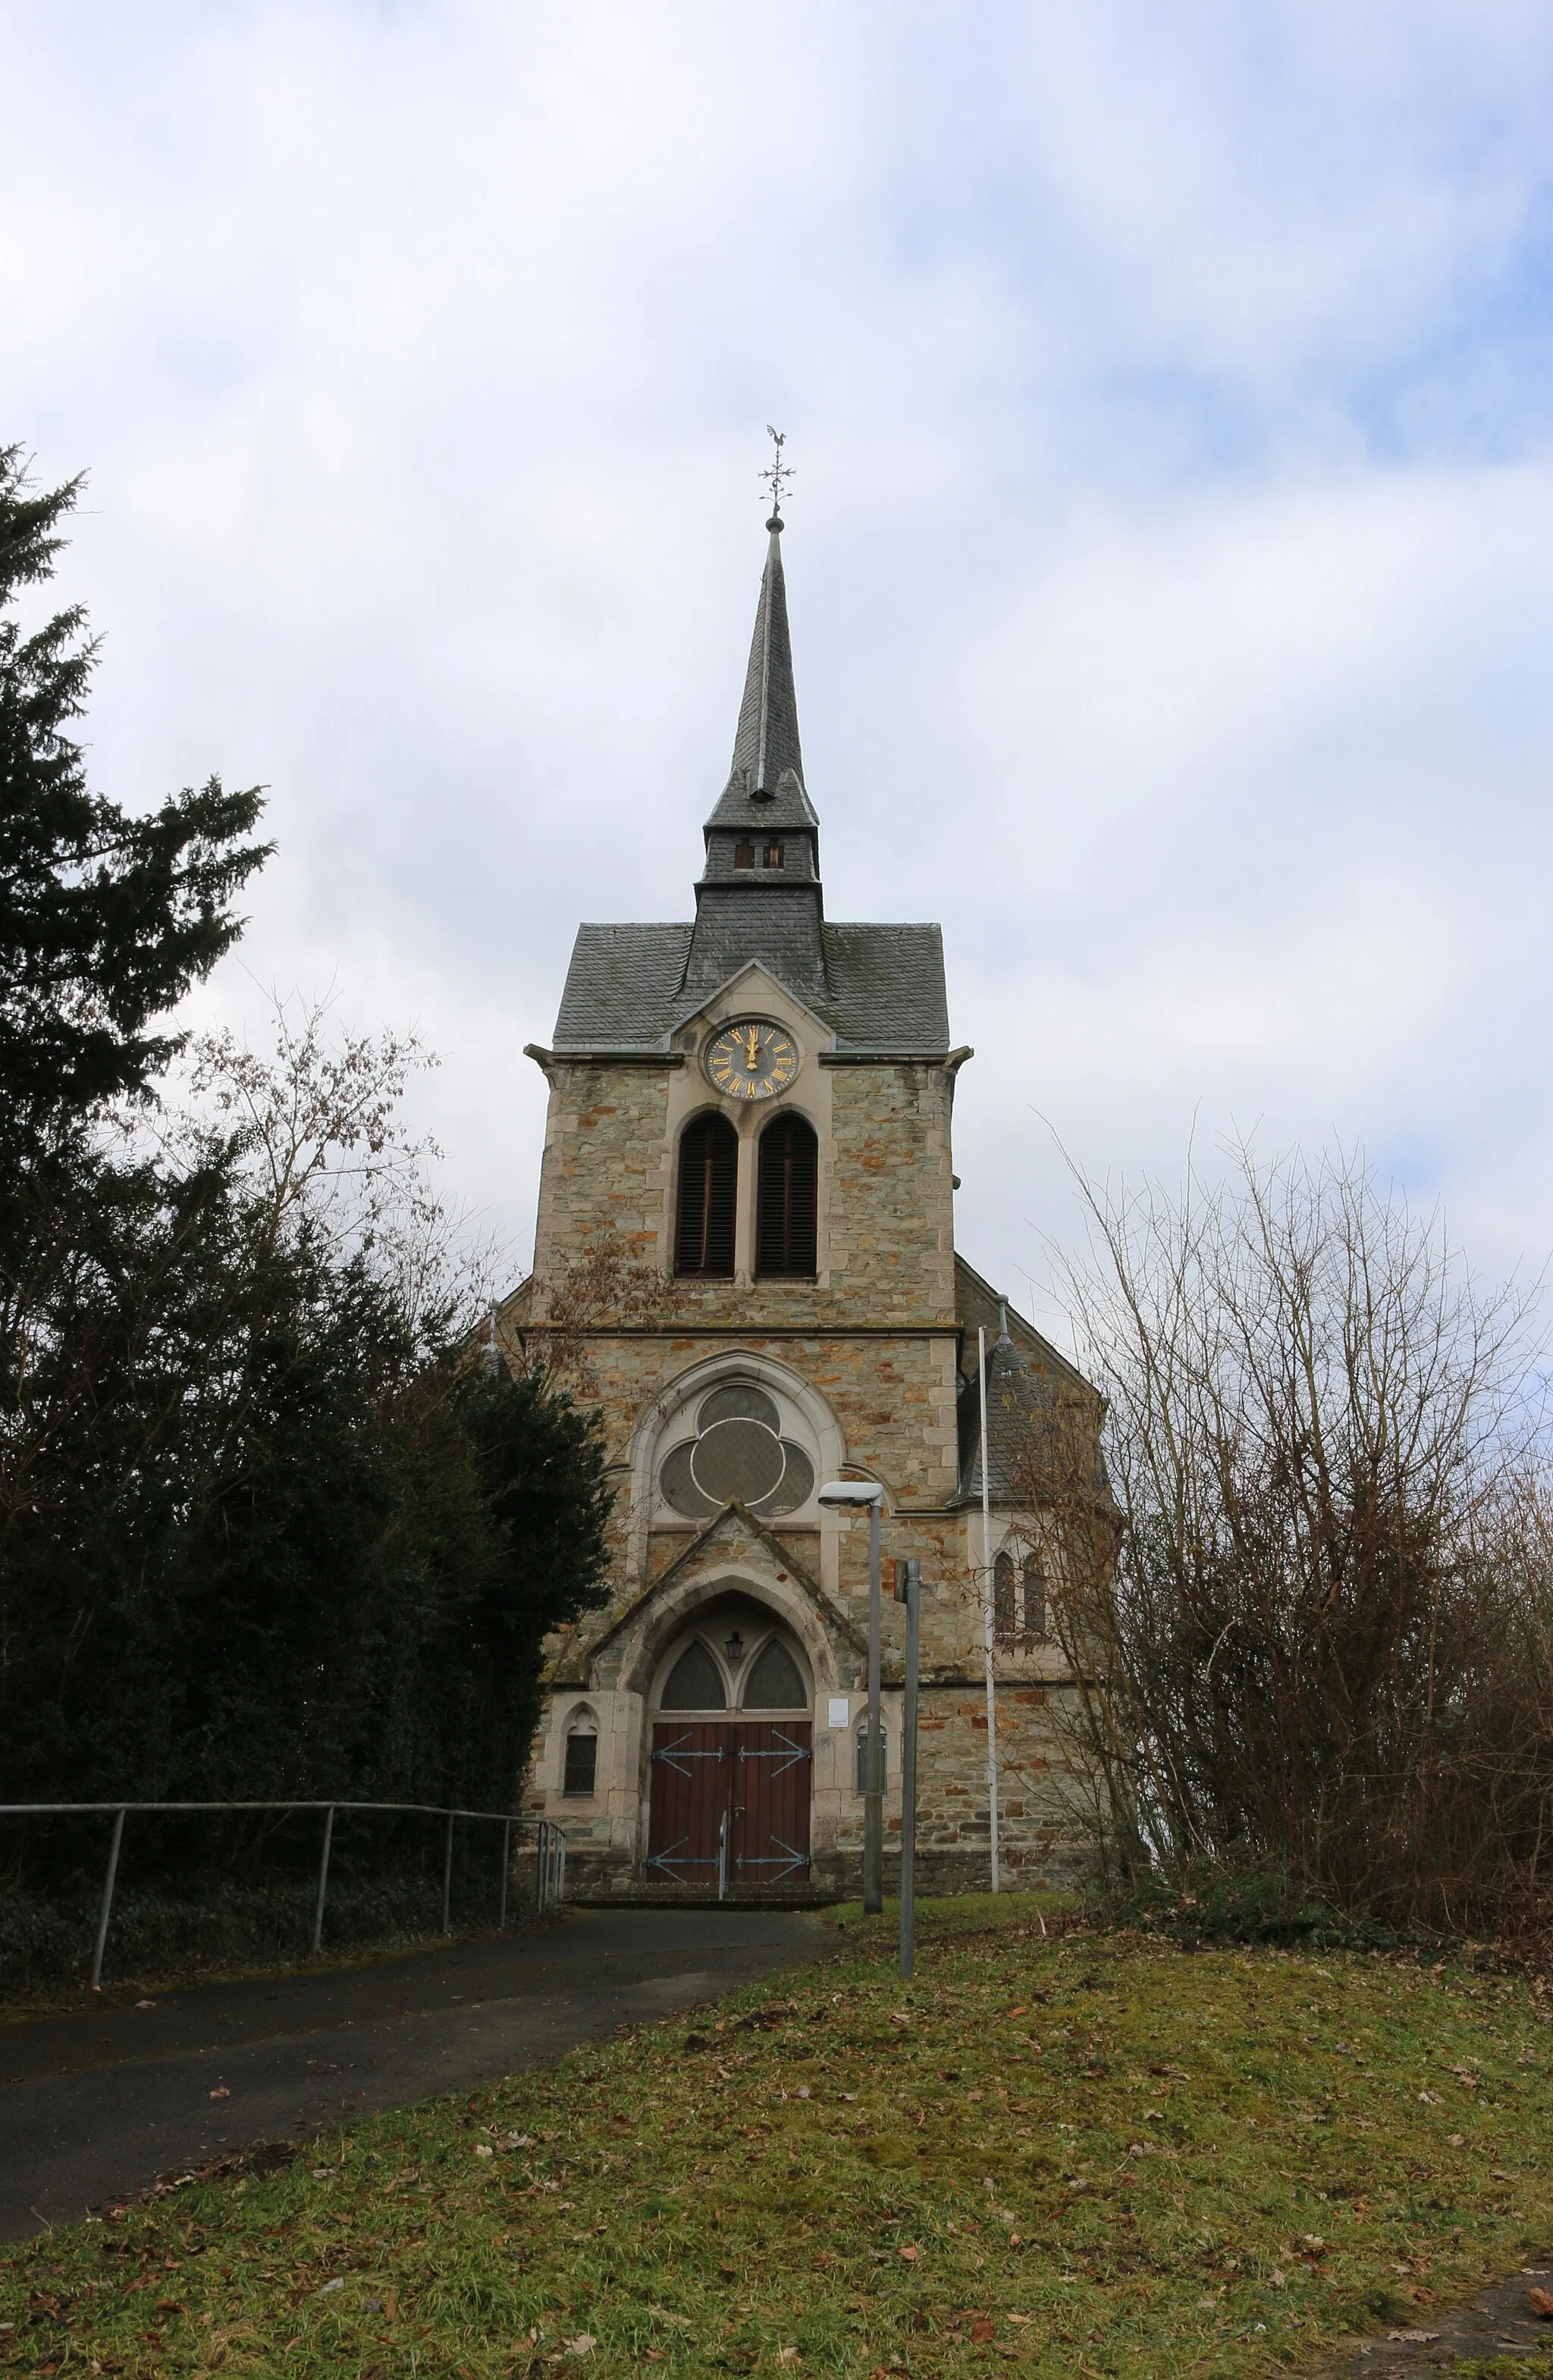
[5, 0, 1553, 1311]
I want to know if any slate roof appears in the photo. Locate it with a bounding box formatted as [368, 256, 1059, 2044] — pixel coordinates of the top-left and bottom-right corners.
[551, 916, 949, 1052]
[704, 523, 817, 829]
[547, 516, 951, 1058]
[552, 923, 694, 1052]
[952, 1256, 1099, 1507]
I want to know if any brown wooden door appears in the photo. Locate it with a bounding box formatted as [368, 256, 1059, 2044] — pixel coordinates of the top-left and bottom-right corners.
[648, 1723, 733, 1886]
[729, 1722, 811, 1886]
[647, 1721, 811, 1889]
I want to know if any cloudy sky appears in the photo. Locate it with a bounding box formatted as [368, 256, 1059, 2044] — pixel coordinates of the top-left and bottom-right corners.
[7, 1, 1553, 1339]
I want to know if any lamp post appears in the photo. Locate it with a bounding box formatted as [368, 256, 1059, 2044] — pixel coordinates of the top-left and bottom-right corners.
[817, 1478, 886, 1915]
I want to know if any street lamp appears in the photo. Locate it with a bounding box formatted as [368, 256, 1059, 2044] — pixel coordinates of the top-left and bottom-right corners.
[817, 1478, 886, 1914]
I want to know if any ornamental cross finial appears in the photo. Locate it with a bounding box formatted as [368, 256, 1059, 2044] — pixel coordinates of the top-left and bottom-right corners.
[759, 425, 793, 523]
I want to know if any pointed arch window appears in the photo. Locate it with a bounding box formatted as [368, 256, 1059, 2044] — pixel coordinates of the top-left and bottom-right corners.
[675, 1114, 738, 1277]
[562, 1712, 598, 1797]
[660, 1639, 728, 1711]
[755, 1112, 817, 1278]
[993, 1547, 1017, 1639]
[1023, 1554, 1047, 1639]
[741, 1635, 806, 1710]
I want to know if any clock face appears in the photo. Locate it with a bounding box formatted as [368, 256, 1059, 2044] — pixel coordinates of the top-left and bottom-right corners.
[706, 1019, 799, 1101]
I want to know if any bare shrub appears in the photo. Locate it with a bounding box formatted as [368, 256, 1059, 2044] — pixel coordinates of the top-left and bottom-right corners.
[1018, 1138, 1553, 1932]
[504, 1234, 671, 1398]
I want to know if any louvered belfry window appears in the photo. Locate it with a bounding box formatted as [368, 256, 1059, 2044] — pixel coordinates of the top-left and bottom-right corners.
[675, 1113, 738, 1276]
[755, 1112, 818, 1277]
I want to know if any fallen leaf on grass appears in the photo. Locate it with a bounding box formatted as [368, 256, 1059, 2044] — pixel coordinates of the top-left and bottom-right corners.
[777, 2352, 802, 2366]
[898, 2244, 921, 2262]
[565, 2335, 598, 2358]
[1529, 2288, 1553, 2319]
[473, 2143, 494, 2159]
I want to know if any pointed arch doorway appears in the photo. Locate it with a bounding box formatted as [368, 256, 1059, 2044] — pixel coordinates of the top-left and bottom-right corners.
[646, 1593, 813, 1892]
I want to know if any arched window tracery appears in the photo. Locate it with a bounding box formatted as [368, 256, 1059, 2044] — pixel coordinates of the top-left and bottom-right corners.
[655, 1375, 817, 1520]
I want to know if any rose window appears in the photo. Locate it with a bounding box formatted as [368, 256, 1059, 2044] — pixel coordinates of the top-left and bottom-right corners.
[657, 1383, 816, 1519]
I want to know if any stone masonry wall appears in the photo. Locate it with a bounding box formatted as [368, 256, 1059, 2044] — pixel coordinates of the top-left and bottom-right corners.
[511, 1024, 1093, 1895]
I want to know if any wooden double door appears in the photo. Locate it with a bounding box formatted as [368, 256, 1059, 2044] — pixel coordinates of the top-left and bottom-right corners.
[647, 1720, 812, 1890]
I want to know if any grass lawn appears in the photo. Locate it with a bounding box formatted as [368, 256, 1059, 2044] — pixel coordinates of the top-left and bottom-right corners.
[4, 1897, 1551, 2377]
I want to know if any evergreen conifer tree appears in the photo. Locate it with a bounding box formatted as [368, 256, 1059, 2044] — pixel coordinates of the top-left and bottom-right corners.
[0, 444, 266, 1163]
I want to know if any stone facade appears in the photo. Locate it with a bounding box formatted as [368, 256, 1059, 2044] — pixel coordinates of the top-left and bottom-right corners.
[500, 517, 1099, 1900]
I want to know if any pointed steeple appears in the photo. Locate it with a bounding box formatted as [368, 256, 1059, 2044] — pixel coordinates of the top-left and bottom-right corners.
[731, 516, 805, 801]
[679, 510, 829, 1014]
[706, 515, 818, 832]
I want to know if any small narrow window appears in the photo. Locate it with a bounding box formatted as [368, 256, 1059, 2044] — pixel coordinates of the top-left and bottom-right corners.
[993, 1547, 1016, 1639]
[855, 1722, 889, 1795]
[764, 839, 783, 869]
[675, 1113, 738, 1276]
[563, 1729, 598, 1796]
[755, 1112, 818, 1277]
[733, 839, 755, 868]
[1023, 1554, 1047, 1638]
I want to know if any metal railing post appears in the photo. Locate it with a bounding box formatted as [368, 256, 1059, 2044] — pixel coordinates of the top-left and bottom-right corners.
[311, 1805, 336, 1955]
[0, 1800, 555, 1968]
[89, 1808, 127, 1988]
[557, 1829, 566, 1905]
[896, 1560, 921, 1981]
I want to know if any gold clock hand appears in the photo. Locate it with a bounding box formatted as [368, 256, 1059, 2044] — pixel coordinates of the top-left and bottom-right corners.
[745, 1026, 761, 1069]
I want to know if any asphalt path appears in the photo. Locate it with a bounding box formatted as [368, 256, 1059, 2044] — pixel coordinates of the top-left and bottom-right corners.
[0, 1906, 827, 2240]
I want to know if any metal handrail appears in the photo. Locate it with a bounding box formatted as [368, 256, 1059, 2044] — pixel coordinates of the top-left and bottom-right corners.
[0, 1800, 569, 1986]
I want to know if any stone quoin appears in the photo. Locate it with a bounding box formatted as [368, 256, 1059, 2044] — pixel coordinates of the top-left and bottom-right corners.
[499, 500, 1103, 1899]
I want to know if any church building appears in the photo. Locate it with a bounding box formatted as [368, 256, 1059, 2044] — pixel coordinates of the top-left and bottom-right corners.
[502, 505, 1100, 1899]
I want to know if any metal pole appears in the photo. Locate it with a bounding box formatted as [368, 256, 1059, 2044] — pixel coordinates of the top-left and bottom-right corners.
[441, 1812, 455, 1934]
[978, 1325, 1001, 1892]
[498, 1817, 511, 1932]
[864, 1497, 884, 1916]
[89, 1808, 126, 1989]
[898, 1560, 920, 1980]
[311, 1805, 336, 1955]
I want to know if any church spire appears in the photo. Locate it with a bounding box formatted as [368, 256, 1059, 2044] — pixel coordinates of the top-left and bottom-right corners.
[680, 459, 828, 1014]
[729, 513, 805, 801]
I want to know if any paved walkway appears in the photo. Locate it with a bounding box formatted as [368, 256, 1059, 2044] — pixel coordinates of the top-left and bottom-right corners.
[0, 1906, 827, 2240]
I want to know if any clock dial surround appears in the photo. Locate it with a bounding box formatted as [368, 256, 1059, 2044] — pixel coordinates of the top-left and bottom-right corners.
[705, 1020, 800, 1102]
